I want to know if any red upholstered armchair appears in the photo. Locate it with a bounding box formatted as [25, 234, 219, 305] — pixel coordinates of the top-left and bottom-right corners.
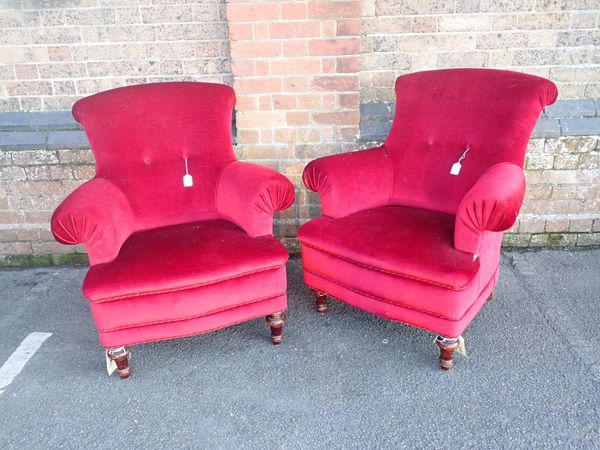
[299, 69, 557, 370]
[51, 82, 295, 378]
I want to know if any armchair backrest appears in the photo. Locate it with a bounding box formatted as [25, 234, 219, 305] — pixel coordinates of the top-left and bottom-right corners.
[73, 82, 236, 229]
[384, 69, 557, 215]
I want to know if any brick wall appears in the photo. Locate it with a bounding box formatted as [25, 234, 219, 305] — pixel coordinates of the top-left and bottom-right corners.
[0, 0, 231, 111]
[360, 0, 600, 102]
[0, 0, 599, 266]
[0, 147, 94, 265]
[226, 0, 362, 249]
[512, 136, 600, 247]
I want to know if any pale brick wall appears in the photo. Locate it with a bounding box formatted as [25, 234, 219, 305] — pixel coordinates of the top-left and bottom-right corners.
[361, 0, 600, 102]
[0, 0, 231, 111]
[0, 146, 94, 265]
[510, 137, 600, 247]
[0, 0, 598, 266]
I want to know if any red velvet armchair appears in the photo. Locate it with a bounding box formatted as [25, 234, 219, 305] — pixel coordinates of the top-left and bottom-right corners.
[299, 69, 557, 370]
[51, 82, 295, 378]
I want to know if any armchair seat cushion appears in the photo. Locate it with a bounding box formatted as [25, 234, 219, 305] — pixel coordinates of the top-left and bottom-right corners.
[83, 220, 288, 338]
[299, 206, 478, 290]
[299, 206, 499, 322]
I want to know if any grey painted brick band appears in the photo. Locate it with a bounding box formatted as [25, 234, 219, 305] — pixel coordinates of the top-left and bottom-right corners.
[360, 120, 393, 141]
[360, 103, 395, 118]
[544, 99, 596, 117]
[30, 111, 81, 129]
[0, 111, 80, 131]
[560, 118, 600, 136]
[532, 117, 561, 138]
[0, 111, 87, 151]
[47, 130, 90, 149]
[0, 131, 47, 150]
[0, 100, 597, 151]
[0, 129, 89, 151]
[0, 110, 237, 151]
[0, 113, 30, 129]
[360, 99, 600, 142]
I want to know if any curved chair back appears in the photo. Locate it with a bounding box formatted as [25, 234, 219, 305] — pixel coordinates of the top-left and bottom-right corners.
[72, 82, 236, 228]
[385, 69, 557, 214]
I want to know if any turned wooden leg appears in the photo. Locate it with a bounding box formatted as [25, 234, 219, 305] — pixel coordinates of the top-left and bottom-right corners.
[107, 346, 131, 379]
[435, 336, 459, 371]
[311, 289, 328, 315]
[266, 312, 286, 346]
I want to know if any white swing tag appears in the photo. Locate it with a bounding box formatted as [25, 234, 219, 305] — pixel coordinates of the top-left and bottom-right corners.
[456, 335, 468, 358]
[183, 157, 193, 187]
[451, 146, 470, 176]
[105, 350, 117, 376]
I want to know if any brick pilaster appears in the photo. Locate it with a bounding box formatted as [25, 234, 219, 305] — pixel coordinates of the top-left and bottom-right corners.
[226, 0, 362, 239]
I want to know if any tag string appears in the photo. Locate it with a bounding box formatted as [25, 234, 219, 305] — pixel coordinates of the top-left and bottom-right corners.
[184, 157, 189, 175]
[457, 146, 470, 163]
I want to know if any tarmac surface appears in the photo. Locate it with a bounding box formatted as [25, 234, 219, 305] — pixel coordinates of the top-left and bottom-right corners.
[0, 248, 598, 449]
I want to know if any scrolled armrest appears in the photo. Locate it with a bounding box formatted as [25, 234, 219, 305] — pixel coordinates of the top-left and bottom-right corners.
[302, 146, 392, 218]
[454, 163, 526, 254]
[216, 161, 295, 237]
[51, 178, 134, 265]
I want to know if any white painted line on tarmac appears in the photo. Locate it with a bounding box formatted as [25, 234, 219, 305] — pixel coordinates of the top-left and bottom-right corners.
[0, 332, 52, 395]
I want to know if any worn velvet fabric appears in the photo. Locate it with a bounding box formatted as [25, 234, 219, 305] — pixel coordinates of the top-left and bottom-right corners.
[51, 82, 294, 348]
[301, 69, 557, 337]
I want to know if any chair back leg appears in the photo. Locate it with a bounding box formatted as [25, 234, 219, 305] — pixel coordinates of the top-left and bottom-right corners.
[310, 289, 328, 315]
[266, 312, 286, 345]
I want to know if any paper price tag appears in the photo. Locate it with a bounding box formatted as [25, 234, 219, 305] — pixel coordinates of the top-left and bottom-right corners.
[450, 162, 462, 176]
[183, 157, 193, 187]
[456, 335, 468, 358]
[105, 351, 116, 376]
[451, 146, 470, 176]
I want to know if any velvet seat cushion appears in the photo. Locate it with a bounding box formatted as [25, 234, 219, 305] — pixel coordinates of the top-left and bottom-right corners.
[83, 220, 288, 303]
[83, 220, 289, 339]
[299, 206, 478, 290]
[299, 206, 498, 321]
[84, 219, 288, 303]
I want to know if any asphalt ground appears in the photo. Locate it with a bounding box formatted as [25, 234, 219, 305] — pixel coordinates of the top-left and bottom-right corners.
[0, 248, 598, 449]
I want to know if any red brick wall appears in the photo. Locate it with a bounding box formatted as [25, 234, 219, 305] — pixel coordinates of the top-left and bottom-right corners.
[226, 0, 362, 247]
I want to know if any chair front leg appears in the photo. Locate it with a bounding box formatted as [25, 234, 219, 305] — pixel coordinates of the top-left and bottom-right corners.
[266, 312, 286, 345]
[435, 336, 459, 371]
[107, 346, 131, 379]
